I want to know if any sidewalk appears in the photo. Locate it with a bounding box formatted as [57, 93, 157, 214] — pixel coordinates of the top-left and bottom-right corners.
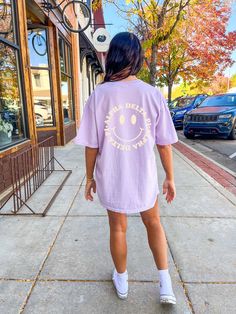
[0, 141, 236, 314]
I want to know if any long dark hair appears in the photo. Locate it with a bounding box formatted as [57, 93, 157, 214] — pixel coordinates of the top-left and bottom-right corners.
[102, 32, 144, 83]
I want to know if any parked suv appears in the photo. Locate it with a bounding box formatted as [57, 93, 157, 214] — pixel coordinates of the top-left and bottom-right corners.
[183, 93, 236, 140]
[169, 94, 208, 128]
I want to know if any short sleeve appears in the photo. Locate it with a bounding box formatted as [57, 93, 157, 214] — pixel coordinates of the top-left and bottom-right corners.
[73, 91, 99, 148]
[155, 92, 178, 145]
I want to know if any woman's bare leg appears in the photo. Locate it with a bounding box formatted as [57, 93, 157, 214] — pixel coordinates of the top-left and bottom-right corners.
[107, 209, 127, 273]
[140, 198, 168, 269]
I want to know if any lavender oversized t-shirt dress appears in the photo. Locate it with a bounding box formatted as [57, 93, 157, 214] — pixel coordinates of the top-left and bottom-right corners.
[74, 79, 178, 214]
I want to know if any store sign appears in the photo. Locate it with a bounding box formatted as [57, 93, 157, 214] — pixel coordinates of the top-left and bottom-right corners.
[93, 28, 110, 52]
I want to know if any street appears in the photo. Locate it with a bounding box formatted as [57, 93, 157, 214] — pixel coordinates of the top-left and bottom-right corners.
[177, 130, 236, 174]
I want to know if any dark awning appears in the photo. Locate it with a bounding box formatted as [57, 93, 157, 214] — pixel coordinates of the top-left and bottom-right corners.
[79, 32, 104, 73]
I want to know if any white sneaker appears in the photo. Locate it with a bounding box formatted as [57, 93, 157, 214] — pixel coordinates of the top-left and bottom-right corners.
[159, 282, 176, 304]
[112, 269, 128, 299]
[159, 271, 176, 305]
[160, 293, 176, 304]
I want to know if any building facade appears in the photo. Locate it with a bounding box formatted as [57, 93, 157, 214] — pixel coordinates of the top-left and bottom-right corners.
[78, 2, 107, 117]
[0, 0, 107, 194]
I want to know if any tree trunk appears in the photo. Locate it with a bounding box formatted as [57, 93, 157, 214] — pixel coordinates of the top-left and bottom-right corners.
[168, 81, 173, 104]
[149, 43, 158, 86]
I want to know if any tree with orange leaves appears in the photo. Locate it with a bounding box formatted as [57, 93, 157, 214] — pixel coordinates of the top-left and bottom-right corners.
[154, 0, 236, 102]
[94, 0, 192, 85]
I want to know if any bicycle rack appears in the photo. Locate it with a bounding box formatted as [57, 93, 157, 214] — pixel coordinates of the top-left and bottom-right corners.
[0, 137, 72, 216]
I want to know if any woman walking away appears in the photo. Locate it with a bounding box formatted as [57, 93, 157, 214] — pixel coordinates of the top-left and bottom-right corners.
[74, 32, 178, 305]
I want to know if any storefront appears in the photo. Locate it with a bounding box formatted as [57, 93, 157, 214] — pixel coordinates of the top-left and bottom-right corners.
[0, 0, 83, 156]
[0, 0, 107, 195]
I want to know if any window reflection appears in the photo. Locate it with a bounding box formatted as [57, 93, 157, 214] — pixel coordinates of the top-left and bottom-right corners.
[61, 73, 73, 123]
[59, 37, 65, 73]
[59, 36, 74, 123]
[66, 44, 72, 75]
[0, 0, 14, 42]
[31, 69, 53, 127]
[0, 43, 26, 147]
[28, 27, 54, 127]
[28, 28, 48, 67]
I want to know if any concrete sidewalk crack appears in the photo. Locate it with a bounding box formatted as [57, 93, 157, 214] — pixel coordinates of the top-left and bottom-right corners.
[0, 278, 34, 282]
[184, 281, 236, 284]
[37, 279, 161, 283]
[2, 277, 235, 285]
[18, 178, 85, 314]
[165, 236, 195, 314]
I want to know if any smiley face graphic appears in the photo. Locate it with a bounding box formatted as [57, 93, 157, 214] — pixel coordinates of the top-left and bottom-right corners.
[111, 112, 145, 143]
[104, 103, 152, 151]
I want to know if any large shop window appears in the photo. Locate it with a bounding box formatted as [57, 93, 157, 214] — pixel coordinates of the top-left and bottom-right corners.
[0, 0, 28, 149]
[59, 36, 74, 123]
[28, 27, 54, 127]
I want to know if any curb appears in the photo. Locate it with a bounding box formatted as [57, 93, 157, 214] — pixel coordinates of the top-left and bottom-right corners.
[177, 140, 236, 177]
[173, 142, 236, 204]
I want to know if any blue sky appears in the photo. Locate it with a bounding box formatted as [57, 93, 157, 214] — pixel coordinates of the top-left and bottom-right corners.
[103, 2, 236, 77]
[226, 2, 236, 76]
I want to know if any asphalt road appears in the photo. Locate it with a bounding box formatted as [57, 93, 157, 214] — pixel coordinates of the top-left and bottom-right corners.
[177, 130, 236, 174]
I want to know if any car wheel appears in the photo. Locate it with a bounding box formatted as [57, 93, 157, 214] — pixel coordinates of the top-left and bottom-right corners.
[184, 132, 195, 139]
[228, 121, 236, 140]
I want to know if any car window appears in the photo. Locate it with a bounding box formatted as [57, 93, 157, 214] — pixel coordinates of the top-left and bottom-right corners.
[170, 97, 195, 108]
[169, 99, 179, 108]
[195, 95, 207, 106]
[200, 95, 236, 107]
[178, 97, 195, 108]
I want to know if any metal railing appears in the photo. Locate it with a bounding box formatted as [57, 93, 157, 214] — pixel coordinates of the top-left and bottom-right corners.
[0, 137, 72, 216]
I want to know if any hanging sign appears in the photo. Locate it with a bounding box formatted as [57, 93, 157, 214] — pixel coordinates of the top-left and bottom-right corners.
[93, 28, 111, 52]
